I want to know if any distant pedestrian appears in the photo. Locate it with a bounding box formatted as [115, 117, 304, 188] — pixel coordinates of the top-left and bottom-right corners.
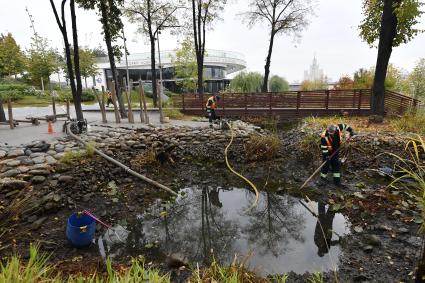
[106, 91, 113, 107]
[206, 95, 220, 128]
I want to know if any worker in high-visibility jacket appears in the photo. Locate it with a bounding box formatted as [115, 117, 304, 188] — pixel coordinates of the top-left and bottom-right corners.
[320, 124, 355, 186]
[206, 95, 220, 128]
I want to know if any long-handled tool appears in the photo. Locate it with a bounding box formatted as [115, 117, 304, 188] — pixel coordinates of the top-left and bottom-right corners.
[300, 136, 354, 190]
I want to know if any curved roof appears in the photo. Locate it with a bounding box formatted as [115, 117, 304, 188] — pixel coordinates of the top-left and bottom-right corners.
[96, 49, 247, 75]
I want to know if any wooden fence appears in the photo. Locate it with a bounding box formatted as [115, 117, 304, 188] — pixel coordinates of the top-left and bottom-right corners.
[174, 89, 419, 119]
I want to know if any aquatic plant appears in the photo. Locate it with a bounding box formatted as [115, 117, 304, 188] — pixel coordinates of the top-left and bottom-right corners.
[307, 272, 325, 283]
[163, 108, 184, 120]
[390, 110, 425, 134]
[245, 134, 282, 161]
[298, 132, 320, 161]
[388, 135, 425, 280]
[60, 150, 86, 165]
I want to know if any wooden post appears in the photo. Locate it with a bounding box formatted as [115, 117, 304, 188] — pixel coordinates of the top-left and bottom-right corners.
[358, 90, 363, 115]
[269, 92, 272, 117]
[182, 94, 185, 112]
[124, 80, 134, 123]
[138, 81, 145, 123]
[7, 98, 14, 129]
[325, 90, 330, 110]
[139, 80, 149, 124]
[352, 90, 357, 108]
[244, 93, 248, 117]
[222, 93, 225, 117]
[111, 81, 121, 123]
[157, 82, 164, 123]
[52, 96, 57, 122]
[66, 100, 70, 118]
[296, 91, 301, 117]
[93, 88, 107, 124]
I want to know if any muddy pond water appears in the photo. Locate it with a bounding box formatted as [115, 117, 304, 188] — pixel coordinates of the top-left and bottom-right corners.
[103, 187, 351, 276]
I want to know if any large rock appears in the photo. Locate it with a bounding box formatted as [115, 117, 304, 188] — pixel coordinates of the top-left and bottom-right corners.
[0, 150, 6, 158]
[7, 149, 25, 158]
[28, 169, 50, 176]
[32, 156, 46, 164]
[0, 169, 21, 178]
[6, 160, 21, 167]
[45, 156, 57, 165]
[32, 176, 46, 184]
[58, 175, 73, 183]
[0, 178, 29, 192]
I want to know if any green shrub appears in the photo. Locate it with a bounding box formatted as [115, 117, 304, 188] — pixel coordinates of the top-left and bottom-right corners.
[81, 90, 96, 102]
[390, 110, 425, 134]
[163, 108, 184, 119]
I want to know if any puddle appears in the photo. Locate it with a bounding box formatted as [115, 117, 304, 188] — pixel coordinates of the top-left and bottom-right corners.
[108, 187, 350, 276]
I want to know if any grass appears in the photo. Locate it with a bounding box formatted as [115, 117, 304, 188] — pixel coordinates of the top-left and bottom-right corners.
[0, 191, 36, 251]
[130, 148, 160, 169]
[298, 132, 320, 161]
[390, 110, 425, 134]
[60, 150, 86, 165]
[85, 142, 96, 158]
[0, 245, 170, 283]
[245, 134, 282, 161]
[191, 254, 288, 283]
[11, 95, 51, 107]
[163, 108, 184, 120]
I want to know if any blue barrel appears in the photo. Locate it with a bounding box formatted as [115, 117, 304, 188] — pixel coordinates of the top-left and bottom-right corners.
[66, 213, 96, 248]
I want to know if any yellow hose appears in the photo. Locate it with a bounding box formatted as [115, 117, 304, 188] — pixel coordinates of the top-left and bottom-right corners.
[224, 122, 259, 210]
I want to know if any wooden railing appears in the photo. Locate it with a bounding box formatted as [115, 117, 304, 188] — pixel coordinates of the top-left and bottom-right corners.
[174, 89, 419, 119]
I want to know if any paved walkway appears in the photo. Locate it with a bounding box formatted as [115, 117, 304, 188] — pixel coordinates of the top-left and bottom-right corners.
[0, 105, 209, 146]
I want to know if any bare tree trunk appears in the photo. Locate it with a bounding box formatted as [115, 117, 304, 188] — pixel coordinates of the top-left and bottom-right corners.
[263, 30, 275, 93]
[192, 0, 204, 94]
[100, 0, 127, 118]
[371, 0, 397, 116]
[84, 76, 88, 89]
[50, 0, 82, 121]
[70, 0, 84, 121]
[150, 36, 158, 107]
[0, 99, 6, 122]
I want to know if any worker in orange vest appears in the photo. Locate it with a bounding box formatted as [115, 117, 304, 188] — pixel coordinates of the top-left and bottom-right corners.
[319, 124, 355, 186]
[206, 95, 220, 128]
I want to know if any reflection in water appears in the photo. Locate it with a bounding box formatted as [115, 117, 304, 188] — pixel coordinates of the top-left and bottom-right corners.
[314, 202, 339, 257]
[119, 187, 350, 275]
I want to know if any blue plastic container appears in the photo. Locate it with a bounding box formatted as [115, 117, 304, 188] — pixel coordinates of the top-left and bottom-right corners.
[66, 213, 96, 248]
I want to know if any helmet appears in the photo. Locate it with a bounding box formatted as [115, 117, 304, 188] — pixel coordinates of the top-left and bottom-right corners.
[327, 125, 337, 136]
[215, 95, 220, 101]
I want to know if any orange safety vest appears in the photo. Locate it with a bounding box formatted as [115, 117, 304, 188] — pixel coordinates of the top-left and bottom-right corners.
[321, 126, 342, 152]
[206, 96, 216, 110]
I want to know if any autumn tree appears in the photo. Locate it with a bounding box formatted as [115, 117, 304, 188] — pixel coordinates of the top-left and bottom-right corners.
[353, 68, 374, 89]
[269, 75, 289, 92]
[359, 0, 424, 116]
[50, 0, 84, 121]
[171, 37, 198, 92]
[0, 33, 26, 78]
[26, 36, 60, 88]
[244, 0, 314, 92]
[77, 0, 127, 118]
[79, 47, 98, 88]
[189, 0, 227, 94]
[300, 79, 328, 91]
[336, 76, 354, 90]
[125, 0, 181, 106]
[409, 58, 425, 99]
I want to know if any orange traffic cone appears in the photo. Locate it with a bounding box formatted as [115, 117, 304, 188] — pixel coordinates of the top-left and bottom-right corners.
[47, 121, 54, 134]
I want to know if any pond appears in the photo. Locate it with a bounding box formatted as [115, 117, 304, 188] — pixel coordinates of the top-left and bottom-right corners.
[103, 187, 350, 276]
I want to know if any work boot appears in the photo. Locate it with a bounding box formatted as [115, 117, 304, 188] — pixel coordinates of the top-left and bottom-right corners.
[316, 177, 327, 187]
[333, 178, 343, 187]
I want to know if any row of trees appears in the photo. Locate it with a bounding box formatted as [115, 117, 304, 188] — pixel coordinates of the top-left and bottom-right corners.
[0, 33, 99, 89]
[43, 0, 423, 119]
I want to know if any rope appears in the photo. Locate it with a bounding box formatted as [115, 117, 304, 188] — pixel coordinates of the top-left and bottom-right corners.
[224, 121, 259, 210]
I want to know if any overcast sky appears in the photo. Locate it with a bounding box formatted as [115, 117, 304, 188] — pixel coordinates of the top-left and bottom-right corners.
[1, 0, 425, 83]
